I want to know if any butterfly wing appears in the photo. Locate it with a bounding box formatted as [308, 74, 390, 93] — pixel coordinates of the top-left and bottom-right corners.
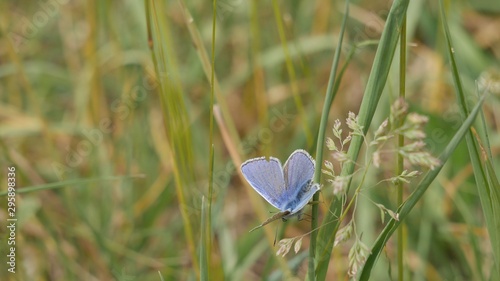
[287, 182, 320, 214]
[282, 150, 317, 214]
[240, 156, 286, 210]
[283, 150, 315, 193]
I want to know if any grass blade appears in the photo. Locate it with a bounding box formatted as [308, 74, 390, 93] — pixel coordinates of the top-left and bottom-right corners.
[177, 0, 242, 147]
[309, 0, 349, 280]
[439, 0, 500, 274]
[397, 15, 407, 281]
[145, 0, 200, 277]
[0, 175, 142, 196]
[206, 0, 218, 277]
[314, 1, 410, 279]
[359, 93, 486, 280]
[200, 196, 208, 281]
[272, 0, 313, 146]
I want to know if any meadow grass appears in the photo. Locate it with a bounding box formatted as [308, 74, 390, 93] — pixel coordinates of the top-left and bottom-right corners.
[1, 0, 499, 280]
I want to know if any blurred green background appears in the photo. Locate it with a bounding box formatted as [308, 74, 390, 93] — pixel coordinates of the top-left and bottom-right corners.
[0, 0, 499, 280]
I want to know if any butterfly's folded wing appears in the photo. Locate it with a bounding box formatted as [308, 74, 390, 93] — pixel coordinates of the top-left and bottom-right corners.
[283, 150, 315, 192]
[282, 150, 318, 213]
[288, 182, 320, 214]
[240, 157, 286, 210]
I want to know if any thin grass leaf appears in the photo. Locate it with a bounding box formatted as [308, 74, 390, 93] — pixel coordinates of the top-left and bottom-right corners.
[309, 0, 349, 278]
[177, 0, 242, 147]
[272, 0, 313, 147]
[206, 0, 217, 277]
[0, 175, 142, 196]
[269, 251, 309, 281]
[485, 156, 500, 275]
[158, 271, 165, 281]
[439, 0, 500, 274]
[200, 196, 208, 281]
[145, 0, 200, 277]
[359, 93, 486, 280]
[314, 1, 410, 279]
[229, 239, 268, 280]
[397, 15, 407, 281]
[249, 0, 269, 145]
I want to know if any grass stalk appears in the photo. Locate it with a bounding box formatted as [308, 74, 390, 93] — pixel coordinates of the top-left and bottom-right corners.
[249, 0, 269, 155]
[177, 0, 242, 148]
[200, 196, 208, 281]
[272, 0, 313, 147]
[206, 0, 218, 278]
[397, 15, 407, 281]
[0, 175, 142, 196]
[439, 0, 500, 274]
[145, 0, 200, 278]
[359, 93, 487, 280]
[308, 1, 349, 280]
[314, 1, 410, 279]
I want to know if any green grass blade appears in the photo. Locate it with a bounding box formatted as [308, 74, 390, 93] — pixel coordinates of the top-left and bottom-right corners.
[359, 93, 486, 280]
[339, 0, 409, 179]
[309, 1, 349, 280]
[397, 15, 407, 281]
[145, 0, 200, 277]
[177, 0, 242, 148]
[439, 0, 500, 274]
[485, 155, 500, 274]
[0, 175, 142, 196]
[272, 0, 313, 146]
[158, 271, 165, 281]
[249, 0, 269, 143]
[200, 196, 208, 281]
[206, 0, 217, 277]
[314, 1, 410, 279]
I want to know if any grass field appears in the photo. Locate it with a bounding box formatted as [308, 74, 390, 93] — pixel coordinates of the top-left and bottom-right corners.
[1, 0, 500, 280]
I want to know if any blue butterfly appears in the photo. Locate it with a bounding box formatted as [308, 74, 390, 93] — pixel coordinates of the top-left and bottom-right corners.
[241, 149, 320, 230]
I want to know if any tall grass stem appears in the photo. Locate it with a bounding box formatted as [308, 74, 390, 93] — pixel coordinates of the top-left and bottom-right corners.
[397, 15, 407, 281]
